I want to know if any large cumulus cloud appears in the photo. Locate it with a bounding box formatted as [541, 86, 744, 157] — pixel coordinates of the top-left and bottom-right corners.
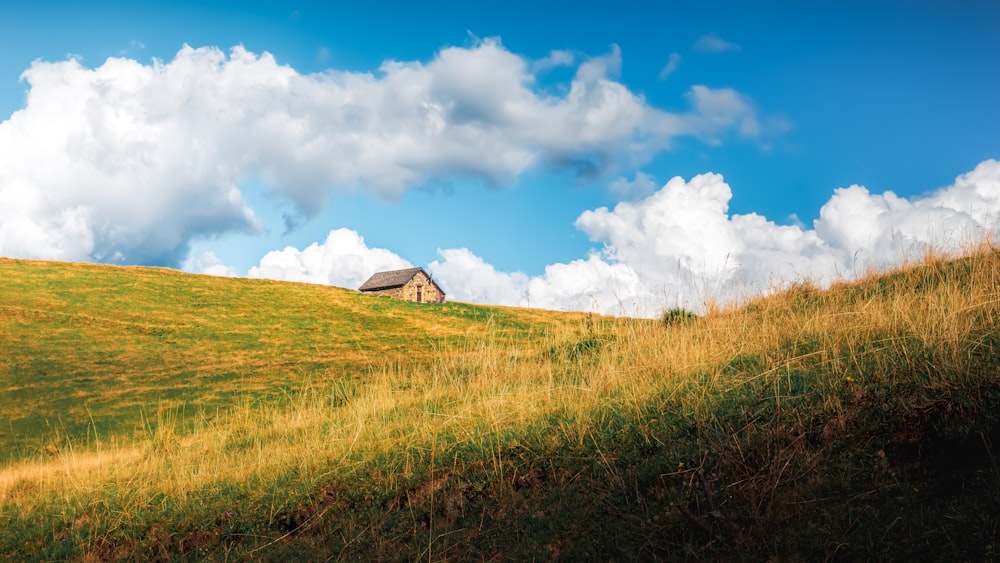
[246, 228, 412, 289]
[558, 159, 1000, 313]
[0, 40, 762, 266]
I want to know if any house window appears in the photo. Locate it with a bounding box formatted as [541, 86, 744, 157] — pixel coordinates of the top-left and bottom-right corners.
[416, 286, 422, 303]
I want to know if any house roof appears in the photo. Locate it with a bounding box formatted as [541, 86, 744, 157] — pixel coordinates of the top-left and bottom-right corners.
[358, 267, 428, 292]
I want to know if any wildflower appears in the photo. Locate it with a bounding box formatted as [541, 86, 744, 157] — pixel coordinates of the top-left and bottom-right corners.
[845, 376, 855, 383]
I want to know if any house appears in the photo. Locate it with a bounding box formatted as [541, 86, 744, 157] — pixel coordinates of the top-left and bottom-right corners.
[358, 267, 446, 303]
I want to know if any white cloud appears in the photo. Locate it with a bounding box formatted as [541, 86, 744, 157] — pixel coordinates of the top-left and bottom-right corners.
[683, 85, 759, 141]
[693, 32, 741, 54]
[427, 248, 530, 305]
[525, 255, 654, 315]
[426, 248, 655, 315]
[182, 251, 239, 277]
[659, 52, 681, 80]
[247, 228, 412, 288]
[576, 159, 1000, 311]
[814, 159, 1000, 269]
[568, 160, 1000, 312]
[0, 50, 263, 266]
[247, 159, 1000, 317]
[0, 41, 768, 266]
[532, 49, 575, 73]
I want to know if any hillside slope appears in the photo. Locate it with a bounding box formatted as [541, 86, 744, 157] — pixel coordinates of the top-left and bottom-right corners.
[0, 259, 586, 460]
[2, 251, 1000, 560]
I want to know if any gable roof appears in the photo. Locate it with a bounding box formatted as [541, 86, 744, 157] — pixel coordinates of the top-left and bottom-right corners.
[358, 267, 427, 292]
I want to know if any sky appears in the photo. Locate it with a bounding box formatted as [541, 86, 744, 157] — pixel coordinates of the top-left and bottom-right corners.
[1, 1, 998, 315]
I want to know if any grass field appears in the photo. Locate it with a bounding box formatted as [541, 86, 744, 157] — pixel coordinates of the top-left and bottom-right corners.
[1, 248, 999, 560]
[0, 260, 584, 462]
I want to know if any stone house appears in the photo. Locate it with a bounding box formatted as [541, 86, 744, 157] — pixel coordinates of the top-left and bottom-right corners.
[358, 267, 446, 303]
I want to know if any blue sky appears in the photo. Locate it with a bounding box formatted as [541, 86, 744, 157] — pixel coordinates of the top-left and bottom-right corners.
[2, 1, 999, 314]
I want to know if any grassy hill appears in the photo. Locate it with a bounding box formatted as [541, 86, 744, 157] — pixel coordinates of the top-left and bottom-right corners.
[1, 250, 999, 560]
[0, 259, 584, 462]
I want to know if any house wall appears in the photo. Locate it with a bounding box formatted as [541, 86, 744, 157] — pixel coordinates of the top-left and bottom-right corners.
[400, 271, 445, 303]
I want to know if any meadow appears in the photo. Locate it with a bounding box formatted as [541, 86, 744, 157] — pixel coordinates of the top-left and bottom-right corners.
[1, 247, 999, 560]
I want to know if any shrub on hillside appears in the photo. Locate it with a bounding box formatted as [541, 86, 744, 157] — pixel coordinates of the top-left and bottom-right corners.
[661, 307, 697, 327]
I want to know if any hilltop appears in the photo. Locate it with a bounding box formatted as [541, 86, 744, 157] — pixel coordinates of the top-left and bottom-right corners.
[1, 250, 999, 560]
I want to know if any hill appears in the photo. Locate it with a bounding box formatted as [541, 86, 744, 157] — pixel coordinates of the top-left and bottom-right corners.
[0, 259, 585, 462]
[1, 250, 999, 560]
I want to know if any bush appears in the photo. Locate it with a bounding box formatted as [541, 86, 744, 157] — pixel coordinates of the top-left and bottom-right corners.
[660, 307, 697, 327]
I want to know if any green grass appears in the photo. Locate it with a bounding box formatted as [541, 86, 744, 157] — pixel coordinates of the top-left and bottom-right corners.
[2, 248, 1000, 560]
[0, 259, 581, 462]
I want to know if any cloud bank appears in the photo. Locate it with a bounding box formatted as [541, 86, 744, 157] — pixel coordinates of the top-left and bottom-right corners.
[0, 41, 764, 266]
[247, 228, 412, 289]
[236, 160, 1000, 316]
